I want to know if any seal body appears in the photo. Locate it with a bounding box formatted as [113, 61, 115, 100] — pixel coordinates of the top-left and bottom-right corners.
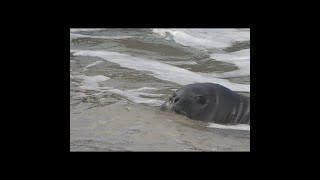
[161, 83, 250, 125]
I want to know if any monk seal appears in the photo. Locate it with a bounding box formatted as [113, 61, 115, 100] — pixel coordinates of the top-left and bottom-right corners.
[161, 83, 250, 125]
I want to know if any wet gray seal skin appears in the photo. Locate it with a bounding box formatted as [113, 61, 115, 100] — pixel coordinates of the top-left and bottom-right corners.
[161, 83, 250, 125]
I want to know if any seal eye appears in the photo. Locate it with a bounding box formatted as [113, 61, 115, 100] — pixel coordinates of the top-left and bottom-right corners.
[195, 96, 206, 105]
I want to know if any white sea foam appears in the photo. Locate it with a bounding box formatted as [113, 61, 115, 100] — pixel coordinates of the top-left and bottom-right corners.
[72, 50, 250, 92]
[70, 28, 104, 32]
[74, 74, 110, 90]
[84, 61, 104, 68]
[210, 49, 250, 78]
[207, 123, 250, 131]
[70, 33, 132, 40]
[152, 29, 250, 49]
[71, 73, 164, 105]
[162, 61, 198, 65]
[83, 61, 104, 71]
[152, 29, 250, 78]
[71, 92, 89, 100]
[107, 88, 164, 106]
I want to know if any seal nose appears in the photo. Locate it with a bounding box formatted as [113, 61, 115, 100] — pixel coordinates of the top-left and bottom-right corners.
[169, 96, 180, 104]
[173, 97, 180, 103]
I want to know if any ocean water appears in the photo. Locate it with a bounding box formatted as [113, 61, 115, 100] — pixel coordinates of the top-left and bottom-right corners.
[70, 28, 250, 151]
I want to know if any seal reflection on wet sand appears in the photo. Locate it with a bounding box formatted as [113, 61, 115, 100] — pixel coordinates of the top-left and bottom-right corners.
[161, 83, 250, 125]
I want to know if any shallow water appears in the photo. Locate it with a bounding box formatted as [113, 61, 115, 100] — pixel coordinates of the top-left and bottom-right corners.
[70, 28, 250, 151]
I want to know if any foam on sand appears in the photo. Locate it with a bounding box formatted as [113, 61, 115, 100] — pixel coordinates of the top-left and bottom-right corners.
[207, 123, 250, 131]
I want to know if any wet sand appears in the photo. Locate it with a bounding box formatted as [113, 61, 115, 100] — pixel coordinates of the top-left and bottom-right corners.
[70, 103, 250, 151]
